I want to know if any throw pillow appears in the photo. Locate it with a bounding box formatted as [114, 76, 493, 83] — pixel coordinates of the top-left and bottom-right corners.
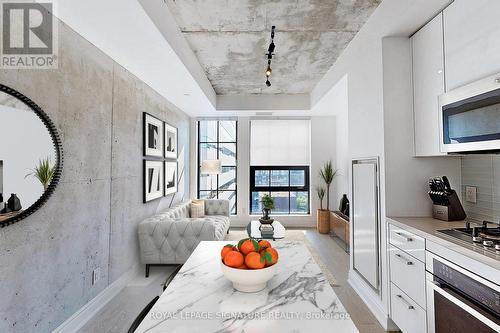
[190, 200, 205, 218]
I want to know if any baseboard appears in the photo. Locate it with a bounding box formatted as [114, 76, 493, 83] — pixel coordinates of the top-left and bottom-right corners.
[53, 264, 140, 333]
[348, 270, 397, 331]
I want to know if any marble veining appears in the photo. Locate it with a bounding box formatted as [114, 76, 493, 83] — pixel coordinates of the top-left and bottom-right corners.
[136, 241, 358, 332]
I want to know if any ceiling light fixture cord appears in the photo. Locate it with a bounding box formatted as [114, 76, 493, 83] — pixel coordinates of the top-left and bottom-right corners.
[265, 25, 275, 87]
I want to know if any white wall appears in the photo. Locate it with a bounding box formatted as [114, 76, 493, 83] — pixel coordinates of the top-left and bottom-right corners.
[311, 75, 349, 209]
[311, 117, 337, 212]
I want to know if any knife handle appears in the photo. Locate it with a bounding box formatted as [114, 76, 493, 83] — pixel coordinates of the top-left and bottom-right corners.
[442, 176, 452, 192]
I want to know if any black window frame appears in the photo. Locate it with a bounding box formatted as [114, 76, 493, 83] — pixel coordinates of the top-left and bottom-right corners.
[197, 120, 238, 215]
[249, 166, 310, 215]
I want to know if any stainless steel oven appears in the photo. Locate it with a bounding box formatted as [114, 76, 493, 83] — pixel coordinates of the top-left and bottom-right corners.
[426, 252, 500, 333]
[439, 73, 500, 153]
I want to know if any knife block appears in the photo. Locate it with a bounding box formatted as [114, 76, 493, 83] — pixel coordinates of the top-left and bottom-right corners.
[429, 190, 466, 221]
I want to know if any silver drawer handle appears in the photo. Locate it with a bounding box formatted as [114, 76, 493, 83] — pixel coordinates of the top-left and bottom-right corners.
[395, 231, 413, 242]
[396, 294, 414, 310]
[395, 253, 413, 265]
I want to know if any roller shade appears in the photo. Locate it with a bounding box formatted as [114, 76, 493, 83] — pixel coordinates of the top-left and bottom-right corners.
[250, 119, 310, 166]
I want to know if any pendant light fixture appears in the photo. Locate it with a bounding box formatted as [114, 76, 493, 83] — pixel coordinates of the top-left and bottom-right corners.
[265, 26, 276, 87]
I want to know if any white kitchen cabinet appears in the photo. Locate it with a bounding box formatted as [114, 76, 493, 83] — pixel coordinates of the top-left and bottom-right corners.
[412, 13, 446, 156]
[388, 222, 427, 332]
[389, 224, 425, 262]
[444, 0, 500, 91]
[389, 245, 426, 308]
[390, 283, 427, 333]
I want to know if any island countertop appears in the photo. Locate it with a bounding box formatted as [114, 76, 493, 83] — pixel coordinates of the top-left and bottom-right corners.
[387, 216, 500, 271]
[136, 241, 359, 333]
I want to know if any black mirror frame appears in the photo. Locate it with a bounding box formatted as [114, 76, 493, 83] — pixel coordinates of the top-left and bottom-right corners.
[0, 84, 63, 228]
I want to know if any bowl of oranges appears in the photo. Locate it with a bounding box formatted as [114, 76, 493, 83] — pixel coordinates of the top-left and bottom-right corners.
[220, 238, 279, 292]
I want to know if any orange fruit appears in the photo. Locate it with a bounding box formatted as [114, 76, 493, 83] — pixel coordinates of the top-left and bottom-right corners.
[258, 240, 272, 249]
[223, 251, 244, 268]
[245, 252, 265, 269]
[238, 238, 259, 255]
[221, 244, 236, 259]
[261, 248, 279, 267]
[236, 264, 248, 270]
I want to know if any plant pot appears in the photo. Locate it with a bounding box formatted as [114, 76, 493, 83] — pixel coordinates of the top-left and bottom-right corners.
[260, 208, 274, 224]
[317, 209, 330, 234]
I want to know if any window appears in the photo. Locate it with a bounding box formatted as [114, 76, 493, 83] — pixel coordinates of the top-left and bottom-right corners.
[249, 119, 311, 216]
[198, 120, 237, 214]
[250, 166, 310, 215]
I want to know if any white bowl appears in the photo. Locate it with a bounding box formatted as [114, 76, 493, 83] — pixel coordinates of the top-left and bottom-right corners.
[220, 261, 278, 293]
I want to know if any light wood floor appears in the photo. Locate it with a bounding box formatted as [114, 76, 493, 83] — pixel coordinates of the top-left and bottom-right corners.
[302, 229, 387, 333]
[79, 228, 387, 333]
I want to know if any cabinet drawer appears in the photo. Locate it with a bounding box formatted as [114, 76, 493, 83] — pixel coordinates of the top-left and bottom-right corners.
[391, 283, 427, 333]
[389, 245, 426, 308]
[389, 224, 425, 262]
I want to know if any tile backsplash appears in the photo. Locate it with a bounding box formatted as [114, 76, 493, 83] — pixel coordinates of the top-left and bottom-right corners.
[461, 155, 500, 222]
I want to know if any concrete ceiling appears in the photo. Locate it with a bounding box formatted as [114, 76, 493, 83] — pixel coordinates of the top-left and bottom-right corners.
[166, 0, 381, 95]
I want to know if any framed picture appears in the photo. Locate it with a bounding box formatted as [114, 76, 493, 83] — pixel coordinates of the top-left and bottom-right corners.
[164, 123, 178, 159]
[143, 160, 164, 203]
[143, 113, 164, 158]
[165, 160, 178, 196]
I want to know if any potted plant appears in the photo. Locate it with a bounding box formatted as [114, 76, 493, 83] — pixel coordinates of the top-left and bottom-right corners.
[317, 161, 338, 234]
[319, 161, 337, 212]
[25, 157, 55, 191]
[316, 186, 330, 234]
[259, 194, 275, 224]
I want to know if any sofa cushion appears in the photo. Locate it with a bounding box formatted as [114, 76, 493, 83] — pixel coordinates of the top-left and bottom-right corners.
[190, 200, 205, 218]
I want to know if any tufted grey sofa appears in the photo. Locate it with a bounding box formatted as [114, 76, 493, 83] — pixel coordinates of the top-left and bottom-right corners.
[138, 200, 230, 276]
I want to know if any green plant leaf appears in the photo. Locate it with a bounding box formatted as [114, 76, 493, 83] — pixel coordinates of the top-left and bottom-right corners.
[264, 251, 273, 264]
[237, 238, 248, 249]
[251, 239, 259, 252]
[25, 157, 54, 191]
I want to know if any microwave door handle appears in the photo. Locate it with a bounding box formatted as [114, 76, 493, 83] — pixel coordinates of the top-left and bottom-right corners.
[427, 280, 500, 332]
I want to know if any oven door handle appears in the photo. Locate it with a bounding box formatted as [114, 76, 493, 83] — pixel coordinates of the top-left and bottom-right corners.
[427, 280, 500, 332]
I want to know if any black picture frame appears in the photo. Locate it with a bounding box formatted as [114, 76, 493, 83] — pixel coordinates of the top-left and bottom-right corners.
[143, 160, 165, 203]
[0, 84, 64, 228]
[143, 112, 164, 158]
[164, 160, 178, 196]
[164, 122, 178, 159]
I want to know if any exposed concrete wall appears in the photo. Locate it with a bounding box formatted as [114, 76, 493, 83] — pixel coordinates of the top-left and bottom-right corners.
[0, 18, 190, 333]
[110, 66, 190, 281]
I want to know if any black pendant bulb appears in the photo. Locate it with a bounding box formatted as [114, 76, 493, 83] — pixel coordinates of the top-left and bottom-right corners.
[265, 25, 276, 87]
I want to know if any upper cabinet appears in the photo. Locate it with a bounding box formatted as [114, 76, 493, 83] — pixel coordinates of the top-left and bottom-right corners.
[412, 13, 446, 156]
[444, 0, 500, 91]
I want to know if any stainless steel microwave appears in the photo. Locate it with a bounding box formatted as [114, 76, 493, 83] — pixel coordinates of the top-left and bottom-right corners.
[439, 73, 500, 153]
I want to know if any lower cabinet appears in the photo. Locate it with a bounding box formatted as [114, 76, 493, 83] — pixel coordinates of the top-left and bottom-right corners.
[389, 245, 426, 308]
[390, 283, 427, 333]
[388, 223, 427, 332]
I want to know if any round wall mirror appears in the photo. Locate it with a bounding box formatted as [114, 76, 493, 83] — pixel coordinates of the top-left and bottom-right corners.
[0, 84, 63, 227]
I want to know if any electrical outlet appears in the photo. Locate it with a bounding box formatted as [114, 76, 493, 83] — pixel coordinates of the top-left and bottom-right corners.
[92, 267, 101, 285]
[465, 186, 477, 203]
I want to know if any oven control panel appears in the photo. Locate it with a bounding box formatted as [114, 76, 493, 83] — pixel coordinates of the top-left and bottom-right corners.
[434, 259, 500, 317]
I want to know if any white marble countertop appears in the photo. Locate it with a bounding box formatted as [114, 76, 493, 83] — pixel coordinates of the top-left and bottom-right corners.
[387, 217, 500, 271]
[136, 241, 359, 333]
